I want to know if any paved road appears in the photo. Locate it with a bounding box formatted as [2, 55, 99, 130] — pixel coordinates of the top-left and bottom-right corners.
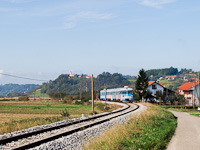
[167, 111, 200, 150]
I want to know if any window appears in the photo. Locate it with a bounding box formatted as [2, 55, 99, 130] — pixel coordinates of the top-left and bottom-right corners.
[121, 91, 126, 94]
[128, 91, 133, 94]
[152, 85, 157, 89]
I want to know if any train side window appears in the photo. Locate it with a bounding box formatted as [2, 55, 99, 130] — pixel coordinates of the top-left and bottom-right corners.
[121, 91, 126, 94]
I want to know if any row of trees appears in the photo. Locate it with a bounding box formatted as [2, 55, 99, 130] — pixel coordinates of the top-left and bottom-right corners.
[146, 67, 194, 77]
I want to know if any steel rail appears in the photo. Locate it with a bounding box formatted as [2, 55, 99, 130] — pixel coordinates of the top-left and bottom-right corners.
[12, 103, 139, 150]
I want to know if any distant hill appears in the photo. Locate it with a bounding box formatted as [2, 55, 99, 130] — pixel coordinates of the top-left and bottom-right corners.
[41, 72, 131, 96]
[0, 84, 40, 96]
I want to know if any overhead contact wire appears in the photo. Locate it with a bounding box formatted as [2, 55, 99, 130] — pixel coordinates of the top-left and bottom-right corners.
[0, 73, 47, 82]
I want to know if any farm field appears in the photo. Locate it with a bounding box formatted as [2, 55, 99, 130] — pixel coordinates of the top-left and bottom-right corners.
[0, 100, 121, 134]
[159, 79, 185, 91]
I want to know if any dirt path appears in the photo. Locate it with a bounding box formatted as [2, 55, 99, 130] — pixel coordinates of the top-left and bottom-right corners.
[167, 111, 200, 150]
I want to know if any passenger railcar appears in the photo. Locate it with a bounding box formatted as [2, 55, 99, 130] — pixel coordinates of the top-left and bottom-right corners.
[100, 86, 133, 101]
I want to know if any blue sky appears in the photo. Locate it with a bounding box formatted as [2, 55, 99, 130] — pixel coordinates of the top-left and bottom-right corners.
[0, 0, 200, 84]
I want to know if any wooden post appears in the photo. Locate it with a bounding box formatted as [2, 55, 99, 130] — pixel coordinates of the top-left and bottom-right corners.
[91, 74, 94, 112]
[198, 72, 200, 106]
[193, 81, 196, 109]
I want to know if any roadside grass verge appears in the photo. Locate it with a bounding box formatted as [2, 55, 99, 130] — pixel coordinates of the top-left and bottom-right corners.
[84, 104, 177, 150]
[191, 114, 200, 117]
[168, 108, 200, 116]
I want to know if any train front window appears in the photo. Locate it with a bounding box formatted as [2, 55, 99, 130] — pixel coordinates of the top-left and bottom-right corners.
[128, 91, 133, 94]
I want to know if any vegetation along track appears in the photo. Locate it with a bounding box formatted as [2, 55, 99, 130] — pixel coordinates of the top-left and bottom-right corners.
[0, 101, 139, 150]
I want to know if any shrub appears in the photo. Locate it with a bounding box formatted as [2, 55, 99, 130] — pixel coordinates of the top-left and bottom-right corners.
[63, 99, 73, 104]
[81, 98, 89, 103]
[75, 100, 81, 105]
[18, 96, 29, 101]
[61, 108, 70, 117]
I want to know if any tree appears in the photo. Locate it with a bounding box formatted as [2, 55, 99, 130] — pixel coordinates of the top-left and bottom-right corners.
[135, 69, 149, 102]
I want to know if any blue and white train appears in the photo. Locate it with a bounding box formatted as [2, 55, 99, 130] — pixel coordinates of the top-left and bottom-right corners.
[100, 86, 133, 101]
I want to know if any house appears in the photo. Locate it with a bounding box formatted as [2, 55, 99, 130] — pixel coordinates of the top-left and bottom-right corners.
[147, 81, 166, 95]
[69, 71, 75, 77]
[165, 75, 177, 80]
[184, 76, 188, 81]
[86, 76, 91, 79]
[146, 81, 175, 102]
[177, 82, 199, 106]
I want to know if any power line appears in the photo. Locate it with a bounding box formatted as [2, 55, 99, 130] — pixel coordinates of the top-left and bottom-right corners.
[0, 73, 48, 82]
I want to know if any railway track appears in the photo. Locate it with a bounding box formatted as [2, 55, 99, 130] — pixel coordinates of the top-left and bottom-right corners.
[0, 102, 139, 150]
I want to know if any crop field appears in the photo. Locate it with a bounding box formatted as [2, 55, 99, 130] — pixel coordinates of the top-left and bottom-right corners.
[0, 100, 121, 134]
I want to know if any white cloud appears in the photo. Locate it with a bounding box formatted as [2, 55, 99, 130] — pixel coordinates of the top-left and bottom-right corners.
[0, 70, 3, 78]
[64, 11, 114, 29]
[137, 0, 176, 8]
[64, 22, 76, 29]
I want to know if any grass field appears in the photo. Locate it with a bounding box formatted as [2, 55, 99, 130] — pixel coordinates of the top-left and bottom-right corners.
[128, 79, 137, 82]
[29, 89, 49, 98]
[84, 104, 177, 150]
[0, 100, 121, 134]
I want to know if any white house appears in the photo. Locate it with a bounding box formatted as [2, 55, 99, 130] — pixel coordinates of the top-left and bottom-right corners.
[147, 81, 165, 95]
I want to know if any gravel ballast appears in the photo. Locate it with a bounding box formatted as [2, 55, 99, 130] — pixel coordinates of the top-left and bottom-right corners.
[30, 104, 141, 150]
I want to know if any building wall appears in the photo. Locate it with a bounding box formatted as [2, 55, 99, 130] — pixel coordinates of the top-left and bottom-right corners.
[147, 83, 164, 95]
[193, 85, 200, 106]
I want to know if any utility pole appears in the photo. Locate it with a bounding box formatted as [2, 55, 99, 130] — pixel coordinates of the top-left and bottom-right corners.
[198, 71, 200, 106]
[80, 77, 82, 100]
[91, 74, 94, 112]
[193, 81, 196, 109]
[166, 88, 168, 105]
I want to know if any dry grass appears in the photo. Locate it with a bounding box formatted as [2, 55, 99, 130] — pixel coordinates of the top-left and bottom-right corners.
[0, 117, 67, 134]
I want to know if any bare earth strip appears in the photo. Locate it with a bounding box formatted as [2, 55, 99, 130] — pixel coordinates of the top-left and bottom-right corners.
[167, 111, 200, 150]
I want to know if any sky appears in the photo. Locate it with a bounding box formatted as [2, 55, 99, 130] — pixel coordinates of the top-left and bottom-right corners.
[0, 0, 200, 84]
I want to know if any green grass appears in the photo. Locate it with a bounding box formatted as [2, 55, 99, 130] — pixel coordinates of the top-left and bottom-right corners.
[191, 114, 200, 117]
[128, 79, 137, 82]
[0, 102, 93, 114]
[168, 108, 200, 113]
[29, 89, 49, 98]
[84, 104, 177, 150]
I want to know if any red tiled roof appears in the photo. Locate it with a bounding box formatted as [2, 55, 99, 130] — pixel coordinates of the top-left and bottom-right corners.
[148, 81, 164, 87]
[177, 82, 198, 91]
